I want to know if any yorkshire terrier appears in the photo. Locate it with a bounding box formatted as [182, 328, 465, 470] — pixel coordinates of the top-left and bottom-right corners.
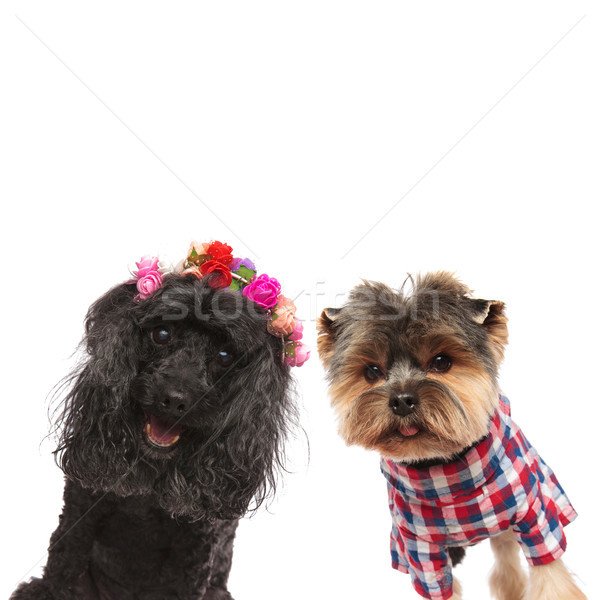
[317, 272, 585, 600]
[11, 240, 309, 600]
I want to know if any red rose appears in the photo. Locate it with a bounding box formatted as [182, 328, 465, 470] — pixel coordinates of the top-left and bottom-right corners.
[207, 241, 233, 266]
[200, 260, 233, 289]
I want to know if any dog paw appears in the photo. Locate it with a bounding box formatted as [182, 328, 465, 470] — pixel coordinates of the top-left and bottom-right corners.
[10, 578, 56, 600]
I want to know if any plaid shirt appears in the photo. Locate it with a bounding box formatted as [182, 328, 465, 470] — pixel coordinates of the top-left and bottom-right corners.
[381, 395, 577, 600]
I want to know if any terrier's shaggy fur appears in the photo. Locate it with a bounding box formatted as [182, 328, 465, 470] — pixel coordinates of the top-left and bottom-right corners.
[318, 273, 585, 600]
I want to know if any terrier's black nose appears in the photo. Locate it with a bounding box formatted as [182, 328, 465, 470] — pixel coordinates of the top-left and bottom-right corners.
[389, 393, 418, 417]
[159, 389, 190, 417]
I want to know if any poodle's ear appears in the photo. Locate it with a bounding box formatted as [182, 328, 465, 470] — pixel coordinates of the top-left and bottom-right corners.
[317, 307, 342, 370]
[53, 282, 139, 484]
[208, 342, 294, 518]
[83, 282, 140, 386]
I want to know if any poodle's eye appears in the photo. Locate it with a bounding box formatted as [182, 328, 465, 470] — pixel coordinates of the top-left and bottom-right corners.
[151, 325, 172, 346]
[216, 350, 235, 368]
[364, 364, 385, 383]
[429, 354, 452, 373]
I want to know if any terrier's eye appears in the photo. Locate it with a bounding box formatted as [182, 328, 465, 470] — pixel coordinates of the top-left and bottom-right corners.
[216, 350, 235, 368]
[151, 325, 172, 346]
[429, 354, 452, 373]
[364, 364, 385, 383]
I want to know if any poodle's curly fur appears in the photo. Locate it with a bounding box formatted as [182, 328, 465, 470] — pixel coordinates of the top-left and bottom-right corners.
[12, 274, 296, 599]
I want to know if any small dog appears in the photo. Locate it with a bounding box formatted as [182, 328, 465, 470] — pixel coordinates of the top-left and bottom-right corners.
[12, 241, 309, 600]
[317, 272, 585, 600]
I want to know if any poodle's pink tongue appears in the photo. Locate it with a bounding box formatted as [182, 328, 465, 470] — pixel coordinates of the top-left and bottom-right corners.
[145, 414, 184, 447]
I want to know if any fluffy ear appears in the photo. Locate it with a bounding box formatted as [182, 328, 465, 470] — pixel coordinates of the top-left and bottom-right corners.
[208, 349, 294, 518]
[317, 307, 342, 369]
[471, 299, 508, 362]
[54, 282, 141, 485]
[83, 282, 141, 386]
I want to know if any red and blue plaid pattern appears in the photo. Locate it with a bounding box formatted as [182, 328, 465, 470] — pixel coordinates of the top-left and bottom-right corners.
[381, 395, 577, 600]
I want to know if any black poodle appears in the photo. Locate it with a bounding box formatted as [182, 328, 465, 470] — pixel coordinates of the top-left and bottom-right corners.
[11, 246, 303, 599]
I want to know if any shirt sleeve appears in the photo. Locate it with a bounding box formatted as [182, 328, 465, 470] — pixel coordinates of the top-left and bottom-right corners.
[513, 490, 568, 566]
[402, 531, 454, 600]
[386, 483, 454, 599]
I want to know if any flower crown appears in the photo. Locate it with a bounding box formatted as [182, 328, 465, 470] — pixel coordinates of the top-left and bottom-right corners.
[130, 240, 309, 368]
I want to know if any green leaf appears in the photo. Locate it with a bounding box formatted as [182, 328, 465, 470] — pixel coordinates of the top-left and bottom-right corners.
[188, 253, 209, 266]
[234, 265, 256, 284]
[284, 341, 299, 357]
[229, 279, 243, 291]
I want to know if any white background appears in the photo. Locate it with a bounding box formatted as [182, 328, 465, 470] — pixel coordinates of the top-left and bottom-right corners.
[1, 2, 598, 598]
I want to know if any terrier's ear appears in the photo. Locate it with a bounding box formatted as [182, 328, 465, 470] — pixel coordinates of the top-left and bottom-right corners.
[471, 299, 508, 362]
[317, 307, 342, 369]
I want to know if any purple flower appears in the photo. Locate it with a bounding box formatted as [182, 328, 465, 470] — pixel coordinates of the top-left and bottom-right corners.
[231, 257, 257, 272]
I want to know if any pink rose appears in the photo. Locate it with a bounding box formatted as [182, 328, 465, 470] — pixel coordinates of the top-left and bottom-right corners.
[189, 241, 209, 256]
[134, 255, 160, 279]
[181, 265, 202, 280]
[268, 295, 297, 336]
[136, 271, 163, 300]
[284, 341, 310, 367]
[242, 274, 281, 309]
[288, 319, 304, 342]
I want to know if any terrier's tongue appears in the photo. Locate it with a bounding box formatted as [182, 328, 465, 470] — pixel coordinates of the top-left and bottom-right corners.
[399, 425, 419, 437]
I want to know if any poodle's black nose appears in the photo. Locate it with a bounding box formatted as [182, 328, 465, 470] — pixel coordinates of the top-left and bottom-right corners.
[159, 389, 191, 417]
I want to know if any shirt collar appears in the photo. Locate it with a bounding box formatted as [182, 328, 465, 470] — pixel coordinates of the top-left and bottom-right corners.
[381, 395, 511, 503]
